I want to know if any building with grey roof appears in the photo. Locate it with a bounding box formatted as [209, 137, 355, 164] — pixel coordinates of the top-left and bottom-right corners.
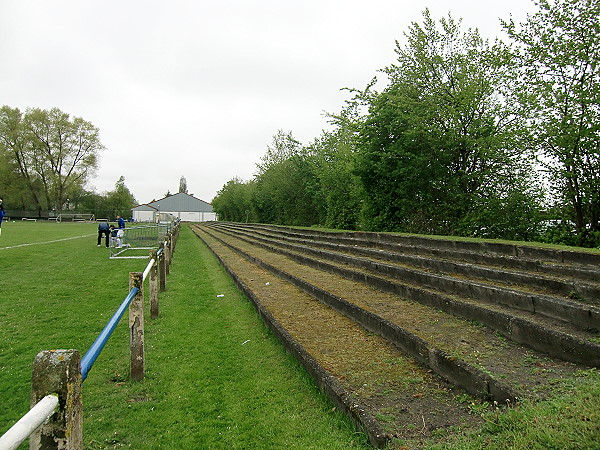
[132, 193, 216, 222]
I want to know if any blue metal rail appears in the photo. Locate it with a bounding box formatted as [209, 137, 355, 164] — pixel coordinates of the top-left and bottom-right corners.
[80, 287, 139, 381]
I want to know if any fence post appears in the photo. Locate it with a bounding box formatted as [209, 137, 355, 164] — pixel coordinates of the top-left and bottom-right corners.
[171, 225, 179, 254]
[30, 349, 82, 450]
[129, 272, 145, 381]
[159, 244, 166, 292]
[149, 251, 159, 319]
[165, 235, 171, 275]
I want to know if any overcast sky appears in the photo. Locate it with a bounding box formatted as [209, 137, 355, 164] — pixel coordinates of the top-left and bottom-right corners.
[0, 0, 536, 205]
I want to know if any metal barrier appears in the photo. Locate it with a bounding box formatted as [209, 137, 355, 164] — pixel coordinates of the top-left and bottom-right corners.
[81, 287, 139, 381]
[0, 395, 58, 450]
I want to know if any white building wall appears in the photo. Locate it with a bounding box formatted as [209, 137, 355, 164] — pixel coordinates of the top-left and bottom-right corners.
[164, 211, 217, 222]
[133, 210, 155, 222]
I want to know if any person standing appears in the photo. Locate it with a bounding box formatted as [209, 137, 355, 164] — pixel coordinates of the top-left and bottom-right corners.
[0, 199, 5, 236]
[117, 215, 125, 229]
[97, 221, 110, 247]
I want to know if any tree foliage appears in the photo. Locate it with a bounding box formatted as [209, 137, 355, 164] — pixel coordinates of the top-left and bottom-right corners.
[178, 176, 188, 194]
[0, 105, 103, 212]
[211, 1, 596, 247]
[357, 10, 540, 237]
[503, 0, 600, 245]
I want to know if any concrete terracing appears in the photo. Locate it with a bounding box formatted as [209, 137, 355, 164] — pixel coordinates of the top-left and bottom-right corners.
[191, 223, 600, 448]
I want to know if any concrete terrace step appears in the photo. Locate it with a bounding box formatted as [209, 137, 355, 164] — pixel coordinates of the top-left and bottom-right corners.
[208, 222, 600, 367]
[228, 223, 600, 283]
[224, 223, 600, 305]
[213, 223, 600, 333]
[195, 225, 587, 399]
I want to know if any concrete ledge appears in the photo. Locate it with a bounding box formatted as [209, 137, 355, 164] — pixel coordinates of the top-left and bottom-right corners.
[242, 227, 600, 302]
[427, 348, 519, 402]
[237, 228, 599, 332]
[509, 318, 600, 366]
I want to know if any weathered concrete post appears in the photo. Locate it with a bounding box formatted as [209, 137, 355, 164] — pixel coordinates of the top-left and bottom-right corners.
[158, 243, 166, 292]
[129, 272, 145, 381]
[165, 235, 172, 275]
[30, 349, 82, 450]
[149, 251, 159, 319]
[171, 225, 179, 254]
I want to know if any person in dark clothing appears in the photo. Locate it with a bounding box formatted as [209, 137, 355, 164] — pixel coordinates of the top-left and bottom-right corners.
[97, 222, 110, 247]
[0, 199, 5, 236]
[117, 215, 125, 229]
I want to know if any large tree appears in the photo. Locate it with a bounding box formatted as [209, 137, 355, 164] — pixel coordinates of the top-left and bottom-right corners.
[358, 10, 540, 236]
[0, 106, 45, 212]
[25, 107, 103, 210]
[212, 177, 256, 223]
[503, 0, 600, 245]
[227, 130, 323, 226]
[0, 106, 104, 213]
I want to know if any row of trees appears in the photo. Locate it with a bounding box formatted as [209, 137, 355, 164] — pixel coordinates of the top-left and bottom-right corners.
[0, 106, 137, 219]
[213, 0, 600, 247]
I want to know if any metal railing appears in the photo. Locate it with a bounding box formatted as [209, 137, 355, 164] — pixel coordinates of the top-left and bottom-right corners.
[0, 224, 180, 449]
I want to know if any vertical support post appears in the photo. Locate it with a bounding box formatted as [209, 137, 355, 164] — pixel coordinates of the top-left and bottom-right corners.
[171, 225, 178, 254]
[165, 235, 171, 275]
[159, 244, 166, 292]
[149, 251, 159, 319]
[30, 349, 82, 450]
[129, 272, 144, 381]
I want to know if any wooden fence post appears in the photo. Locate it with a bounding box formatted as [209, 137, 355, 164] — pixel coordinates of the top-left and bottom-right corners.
[30, 349, 82, 450]
[129, 272, 145, 381]
[149, 251, 159, 319]
[159, 243, 166, 292]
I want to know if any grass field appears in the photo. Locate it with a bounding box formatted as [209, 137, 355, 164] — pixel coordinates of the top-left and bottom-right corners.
[2, 221, 599, 449]
[0, 222, 369, 449]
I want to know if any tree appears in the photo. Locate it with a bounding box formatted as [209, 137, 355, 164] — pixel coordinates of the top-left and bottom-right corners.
[25, 107, 103, 210]
[212, 177, 255, 222]
[105, 176, 137, 219]
[357, 10, 539, 235]
[178, 176, 188, 194]
[255, 130, 301, 176]
[308, 112, 363, 230]
[0, 106, 45, 213]
[503, 0, 600, 245]
[250, 130, 325, 226]
[0, 106, 104, 213]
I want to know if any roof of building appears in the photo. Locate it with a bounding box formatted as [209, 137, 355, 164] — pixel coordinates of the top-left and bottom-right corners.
[131, 203, 158, 211]
[133, 192, 213, 213]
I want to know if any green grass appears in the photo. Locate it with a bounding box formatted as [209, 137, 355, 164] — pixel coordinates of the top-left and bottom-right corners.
[0, 222, 368, 449]
[427, 369, 600, 450]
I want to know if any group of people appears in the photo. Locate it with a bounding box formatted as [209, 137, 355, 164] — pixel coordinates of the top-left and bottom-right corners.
[97, 215, 126, 248]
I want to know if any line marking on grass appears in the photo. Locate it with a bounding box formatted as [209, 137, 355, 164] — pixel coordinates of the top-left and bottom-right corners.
[0, 234, 95, 250]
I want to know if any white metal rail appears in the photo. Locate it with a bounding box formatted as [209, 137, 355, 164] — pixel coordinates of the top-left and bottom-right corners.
[0, 394, 59, 450]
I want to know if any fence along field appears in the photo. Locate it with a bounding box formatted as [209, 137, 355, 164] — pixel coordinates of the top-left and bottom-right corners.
[0, 221, 175, 449]
[0, 222, 367, 449]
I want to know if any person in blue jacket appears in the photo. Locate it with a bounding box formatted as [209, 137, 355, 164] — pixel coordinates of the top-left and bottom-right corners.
[0, 199, 5, 236]
[116, 215, 125, 229]
[97, 221, 110, 247]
